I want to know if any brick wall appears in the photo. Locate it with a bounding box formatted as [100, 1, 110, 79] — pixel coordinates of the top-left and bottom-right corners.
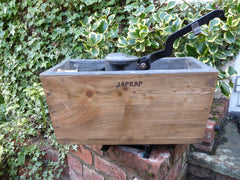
[67, 144, 189, 180]
[192, 98, 229, 153]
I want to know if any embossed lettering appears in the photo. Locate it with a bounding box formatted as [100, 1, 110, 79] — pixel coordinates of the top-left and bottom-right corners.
[116, 81, 143, 88]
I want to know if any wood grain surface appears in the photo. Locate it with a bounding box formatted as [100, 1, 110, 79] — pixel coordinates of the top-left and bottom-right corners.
[41, 71, 218, 144]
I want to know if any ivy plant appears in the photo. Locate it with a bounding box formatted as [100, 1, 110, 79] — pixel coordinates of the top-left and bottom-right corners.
[0, 0, 239, 179]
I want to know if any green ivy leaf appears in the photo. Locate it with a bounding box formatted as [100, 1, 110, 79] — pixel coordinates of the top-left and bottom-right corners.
[220, 81, 230, 97]
[163, 14, 172, 24]
[36, 19, 45, 26]
[97, 19, 108, 33]
[135, 44, 141, 52]
[237, 2, 240, 13]
[231, 19, 239, 27]
[174, 52, 185, 57]
[222, 23, 229, 31]
[145, 4, 155, 14]
[128, 30, 139, 39]
[215, 37, 224, 46]
[224, 31, 235, 43]
[206, 35, 217, 43]
[185, 44, 198, 57]
[222, 50, 234, 57]
[89, 32, 103, 45]
[187, 12, 195, 22]
[197, 42, 207, 55]
[198, 56, 209, 63]
[159, 12, 167, 20]
[219, 72, 227, 80]
[215, 52, 225, 59]
[143, 38, 150, 47]
[201, 29, 209, 36]
[18, 151, 25, 166]
[83, 43, 91, 51]
[173, 39, 180, 49]
[229, 80, 234, 89]
[152, 13, 160, 22]
[180, 3, 188, 11]
[110, 24, 118, 38]
[208, 44, 218, 54]
[209, 18, 220, 31]
[90, 47, 99, 57]
[140, 43, 145, 52]
[227, 16, 233, 26]
[108, 14, 115, 23]
[164, 26, 173, 35]
[172, 18, 182, 32]
[150, 41, 159, 49]
[128, 39, 136, 45]
[124, 4, 134, 12]
[139, 28, 148, 38]
[103, 7, 110, 16]
[80, 16, 93, 26]
[118, 36, 127, 47]
[167, 1, 177, 10]
[226, 66, 237, 76]
[132, 5, 144, 16]
[83, 0, 99, 6]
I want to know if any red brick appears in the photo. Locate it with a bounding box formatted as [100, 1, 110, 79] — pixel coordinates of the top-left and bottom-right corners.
[43, 149, 59, 162]
[71, 145, 93, 165]
[69, 168, 84, 180]
[83, 165, 104, 180]
[85, 145, 103, 155]
[203, 133, 215, 145]
[193, 140, 214, 153]
[202, 120, 216, 144]
[208, 98, 229, 126]
[220, 98, 229, 120]
[173, 144, 188, 163]
[165, 158, 182, 180]
[61, 165, 70, 177]
[192, 120, 216, 152]
[217, 99, 229, 126]
[107, 146, 171, 180]
[67, 153, 83, 175]
[95, 156, 126, 180]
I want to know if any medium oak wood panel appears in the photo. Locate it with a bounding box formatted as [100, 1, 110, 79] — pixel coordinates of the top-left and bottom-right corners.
[41, 71, 218, 144]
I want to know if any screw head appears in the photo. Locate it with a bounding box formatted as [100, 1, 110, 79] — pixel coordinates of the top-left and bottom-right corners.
[139, 63, 147, 70]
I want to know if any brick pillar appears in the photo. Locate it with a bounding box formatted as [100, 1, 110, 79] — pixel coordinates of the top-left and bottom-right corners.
[67, 145, 189, 180]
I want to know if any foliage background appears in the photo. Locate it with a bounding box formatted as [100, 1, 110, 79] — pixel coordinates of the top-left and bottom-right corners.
[0, 0, 239, 178]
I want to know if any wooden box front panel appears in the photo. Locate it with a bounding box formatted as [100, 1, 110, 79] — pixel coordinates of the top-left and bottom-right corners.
[41, 72, 218, 144]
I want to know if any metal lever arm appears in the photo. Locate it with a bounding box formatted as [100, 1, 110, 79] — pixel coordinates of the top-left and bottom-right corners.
[138, 9, 226, 70]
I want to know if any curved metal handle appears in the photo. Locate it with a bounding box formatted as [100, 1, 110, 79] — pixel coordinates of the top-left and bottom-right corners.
[138, 9, 226, 70]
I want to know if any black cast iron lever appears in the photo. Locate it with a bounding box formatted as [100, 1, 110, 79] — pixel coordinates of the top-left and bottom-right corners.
[138, 9, 226, 70]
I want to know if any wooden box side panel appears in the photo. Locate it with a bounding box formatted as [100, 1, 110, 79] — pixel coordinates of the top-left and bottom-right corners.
[41, 72, 218, 144]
